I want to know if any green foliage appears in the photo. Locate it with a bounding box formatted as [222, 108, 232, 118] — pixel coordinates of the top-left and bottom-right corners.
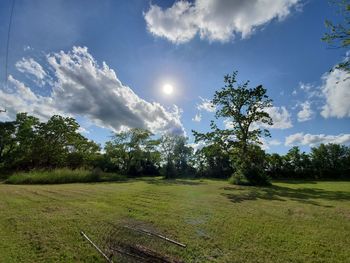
[105, 128, 160, 176]
[194, 143, 232, 178]
[322, 0, 350, 72]
[229, 169, 246, 185]
[0, 113, 100, 172]
[243, 166, 271, 186]
[266, 144, 350, 179]
[193, 71, 273, 185]
[5, 168, 125, 184]
[2, 112, 349, 183]
[311, 143, 350, 178]
[160, 134, 194, 178]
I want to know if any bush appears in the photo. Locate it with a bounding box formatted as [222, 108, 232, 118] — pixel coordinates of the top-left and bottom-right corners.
[245, 166, 271, 186]
[230, 166, 271, 186]
[5, 168, 126, 184]
[229, 169, 246, 185]
[162, 162, 176, 179]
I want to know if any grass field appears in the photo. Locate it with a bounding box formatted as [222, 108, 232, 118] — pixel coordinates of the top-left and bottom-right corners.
[0, 178, 349, 262]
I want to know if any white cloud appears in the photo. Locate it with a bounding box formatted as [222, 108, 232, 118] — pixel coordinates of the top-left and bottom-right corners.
[78, 126, 90, 134]
[321, 68, 350, 118]
[285, 133, 350, 146]
[196, 97, 216, 112]
[295, 53, 350, 119]
[15, 58, 47, 85]
[144, 0, 300, 43]
[297, 101, 314, 122]
[188, 140, 208, 152]
[259, 138, 281, 150]
[295, 81, 323, 100]
[264, 106, 293, 129]
[223, 118, 233, 129]
[144, 1, 198, 44]
[192, 113, 202, 122]
[1, 46, 185, 135]
[299, 82, 312, 92]
[269, 139, 282, 146]
[0, 75, 60, 121]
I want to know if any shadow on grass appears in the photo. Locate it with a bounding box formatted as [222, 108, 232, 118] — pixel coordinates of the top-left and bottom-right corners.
[144, 178, 205, 186]
[273, 180, 317, 184]
[222, 185, 350, 207]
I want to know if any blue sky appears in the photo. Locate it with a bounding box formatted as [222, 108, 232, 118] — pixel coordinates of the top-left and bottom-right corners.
[0, 0, 349, 154]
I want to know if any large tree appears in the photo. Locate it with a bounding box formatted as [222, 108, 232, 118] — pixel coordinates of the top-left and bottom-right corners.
[193, 71, 273, 185]
[322, 0, 350, 72]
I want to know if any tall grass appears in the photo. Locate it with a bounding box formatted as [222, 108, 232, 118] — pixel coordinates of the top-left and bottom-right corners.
[5, 168, 126, 184]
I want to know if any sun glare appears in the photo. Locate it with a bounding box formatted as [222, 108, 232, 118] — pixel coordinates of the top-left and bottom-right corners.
[162, 83, 174, 95]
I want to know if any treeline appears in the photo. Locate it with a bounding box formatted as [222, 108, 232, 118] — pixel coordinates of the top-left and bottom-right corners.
[0, 113, 99, 174]
[0, 113, 194, 179]
[195, 143, 350, 180]
[1, 113, 349, 180]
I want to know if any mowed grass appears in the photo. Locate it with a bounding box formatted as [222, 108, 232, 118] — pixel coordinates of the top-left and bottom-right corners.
[0, 178, 349, 262]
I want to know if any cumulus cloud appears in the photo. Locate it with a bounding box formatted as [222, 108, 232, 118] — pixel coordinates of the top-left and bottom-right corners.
[196, 97, 216, 112]
[294, 53, 350, 119]
[144, 0, 300, 43]
[192, 113, 202, 122]
[15, 58, 47, 85]
[264, 106, 293, 129]
[0, 75, 60, 121]
[1, 46, 185, 135]
[320, 68, 350, 118]
[259, 138, 281, 150]
[188, 140, 208, 152]
[285, 133, 350, 146]
[297, 101, 314, 122]
[78, 126, 90, 134]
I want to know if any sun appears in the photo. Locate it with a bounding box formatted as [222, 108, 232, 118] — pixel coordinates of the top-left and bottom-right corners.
[162, 83, 174, 95]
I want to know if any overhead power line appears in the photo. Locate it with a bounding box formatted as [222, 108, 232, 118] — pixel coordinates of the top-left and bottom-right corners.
[5, 0, 16, 87]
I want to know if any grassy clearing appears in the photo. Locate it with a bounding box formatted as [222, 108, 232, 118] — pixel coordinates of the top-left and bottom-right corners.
[5, 168, 125, 184]
[0, 178, 349, 262]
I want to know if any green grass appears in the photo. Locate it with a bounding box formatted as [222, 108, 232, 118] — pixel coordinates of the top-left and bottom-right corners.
[5, 168, 125, 184]
[0, 178, 349, 262]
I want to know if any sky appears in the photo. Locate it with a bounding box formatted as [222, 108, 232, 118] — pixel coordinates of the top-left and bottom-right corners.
[0, 0, 349, 154]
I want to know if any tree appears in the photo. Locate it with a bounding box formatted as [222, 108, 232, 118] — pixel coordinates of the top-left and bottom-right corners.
[0, 113, 100, 172]
[105, 128, 159, 175]
[33, 115, 95, 168]
[0, 120, 16, 171]
[159, 134, 193, 178]
[266, 153, 284, 178]
[193, 143, 232, 178]
[4, 113, 40, 170]
[284, 146, 311, 178]
[322, 0, 350, 72]
[311, 143, 349, 178]
[193, 71, 273, 185]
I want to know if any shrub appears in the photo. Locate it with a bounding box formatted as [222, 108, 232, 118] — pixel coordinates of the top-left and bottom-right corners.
[244, 166, 271, 186]
[5, 168, 125, 184]
[229, 169, 246, 185]
[230, 166, 271, 186]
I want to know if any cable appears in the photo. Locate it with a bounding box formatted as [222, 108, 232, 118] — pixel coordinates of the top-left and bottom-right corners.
[5, 0, 16, 87]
